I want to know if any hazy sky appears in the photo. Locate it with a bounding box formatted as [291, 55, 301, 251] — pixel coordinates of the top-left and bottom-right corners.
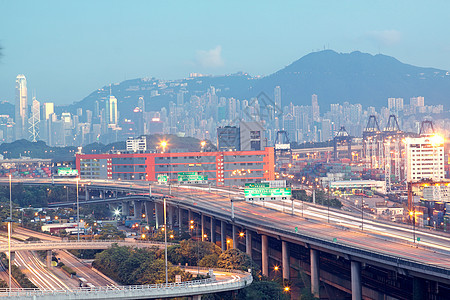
[1, 1, 449, 105]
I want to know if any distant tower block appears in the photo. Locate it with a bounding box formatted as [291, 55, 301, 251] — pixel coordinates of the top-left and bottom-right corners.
[333, 126, 352, 161]
[274, 130, 292, 163]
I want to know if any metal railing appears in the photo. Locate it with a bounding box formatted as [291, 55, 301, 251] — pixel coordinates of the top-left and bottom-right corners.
[0, 271, 252, 299]
[0, 239, 177, 252]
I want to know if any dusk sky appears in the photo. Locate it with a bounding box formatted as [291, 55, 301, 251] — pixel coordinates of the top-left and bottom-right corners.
[1, 1, 449, 105]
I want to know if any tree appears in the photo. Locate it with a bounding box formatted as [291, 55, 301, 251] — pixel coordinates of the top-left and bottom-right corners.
[199, 253, 219, 268]
[217, 249, 259, 272]
[237, 280, 290, 300]
[176, 239, 222, 266]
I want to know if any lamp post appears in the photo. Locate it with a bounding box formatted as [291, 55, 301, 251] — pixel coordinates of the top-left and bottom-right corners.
[76, 177, 80, 241]
[8, 174, 12, 294]
[190, 219, 200, 276]
[410, 210, 416, 243]
[361, 194, 364, 231]
[164, 198, 168, 284]
[327, 185, 330, 223]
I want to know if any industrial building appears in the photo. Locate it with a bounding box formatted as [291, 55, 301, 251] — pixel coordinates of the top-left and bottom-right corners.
[76, 147, 275, 186]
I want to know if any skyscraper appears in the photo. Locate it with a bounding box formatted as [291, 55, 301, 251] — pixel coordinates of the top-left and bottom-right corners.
[108, 95, 118, 125]
[28, 97, 40, 142]
[312, 94, 319, 121]
[15, 74, 28, 139]
[274, 86, 281, 115]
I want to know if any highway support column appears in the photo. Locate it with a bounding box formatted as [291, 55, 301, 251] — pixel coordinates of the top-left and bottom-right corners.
[232, 224, 237, 249]
[282, 241, 289, 280]
[210, 217, 215, 244]
[245, 229, 252, 258]
[84, 187, 89, 200]
[122, 201, 130, 217]
[201, 213, 205, 241]
[310, 249, 320, 298]
[155, 202, 164, 229]
[178, 207, 183, 234]
[134, 201, 142, 219]
[261, 235, 269, 277]
[144, 202, 154, 225]
[351, 261, 362, 300]
[221, 220, 226, 251]
[168, 205, 174, 229]
[46, 250, 52, 268]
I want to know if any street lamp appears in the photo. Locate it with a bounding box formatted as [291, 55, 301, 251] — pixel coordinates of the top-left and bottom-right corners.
[8, 174, 12, 294]
[200, 141, 206, 152]
[409, 210, 416, 243]
[76, 177, 80, 241]
[164, 198, 168, 284]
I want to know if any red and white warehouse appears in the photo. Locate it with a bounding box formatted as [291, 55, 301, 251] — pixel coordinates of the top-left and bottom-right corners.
[76, 147, 275, 186]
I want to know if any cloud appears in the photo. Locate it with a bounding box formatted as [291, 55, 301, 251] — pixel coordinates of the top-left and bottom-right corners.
[195, 46, 224, 68]
[364, 30, 402, 46]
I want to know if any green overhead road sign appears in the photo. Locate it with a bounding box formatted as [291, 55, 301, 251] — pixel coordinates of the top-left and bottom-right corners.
[244, 187, 291, 198]
[295, 227, 298, 233]
[157, 174, 168, 183]
[57, 167, 78, 176]
[245, 183, 270, 188]
[177, 172, 208, 183]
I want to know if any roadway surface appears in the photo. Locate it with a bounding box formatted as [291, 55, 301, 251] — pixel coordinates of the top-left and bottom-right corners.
[2, 178, 450, 281]
[1, 226, 118, 291]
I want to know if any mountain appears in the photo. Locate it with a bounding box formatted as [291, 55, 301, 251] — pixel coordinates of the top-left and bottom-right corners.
[64, 50, 450, 117]
[251, 50, 450, 108]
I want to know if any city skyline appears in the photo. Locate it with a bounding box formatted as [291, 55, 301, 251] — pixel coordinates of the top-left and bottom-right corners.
[1, 1, 450, 105]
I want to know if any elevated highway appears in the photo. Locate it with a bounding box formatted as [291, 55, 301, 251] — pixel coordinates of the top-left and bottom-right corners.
[0, 240, 172, 252]
[0, 269, 252, 299]
[1, 178, 450, 299]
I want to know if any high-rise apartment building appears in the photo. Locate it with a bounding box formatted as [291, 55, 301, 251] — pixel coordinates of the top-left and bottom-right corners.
[312, 94, 320, 121]
[28, 97, 40, 142]
[405, 134, 445, 182]
[15, 74, 28, 139]
[108, 95, 118, 125]
[274, 86, 281, 115]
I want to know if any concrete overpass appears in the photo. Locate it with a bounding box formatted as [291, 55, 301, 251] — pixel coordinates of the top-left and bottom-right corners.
[0, 269, 252, 299]
[2, 178, 450, 299]
[0, 240, 173, 252]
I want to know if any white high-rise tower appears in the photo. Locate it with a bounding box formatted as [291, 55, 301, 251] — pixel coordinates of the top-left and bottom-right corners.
[15, 74, 28, 139]
[28, 97, 41, 142]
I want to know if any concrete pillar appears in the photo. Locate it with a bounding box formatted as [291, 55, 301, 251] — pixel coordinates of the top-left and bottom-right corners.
[188, 210, 193, 224]
[192, 295, 202, 300]
[46, 250, 52, 268]
[178, 207, 183, 234]
[99, 190, 104, 199]
[221, 220, 226, 251]
[144, 202, 154, 225]
[351, 261, 362, 300]
[122, 201, 130, 217]
[134, 201, 142, 219]
[232, 224, 237, 249]
[168, 205, 174, 229]
[85, 187, 89, 200]
[245, 229, 252, 258]
[282, 241, 289, 280]
[201, 213, 205, 241]
[261, 235, 268, 277]
[310, 249, 320, 298]
[210, 217, 215, 244]
[155, 203, 164, 229]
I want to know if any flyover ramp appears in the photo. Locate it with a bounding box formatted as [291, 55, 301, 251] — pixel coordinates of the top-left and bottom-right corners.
[0, 240, 174, 252]
[0, 270, 252, 299]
